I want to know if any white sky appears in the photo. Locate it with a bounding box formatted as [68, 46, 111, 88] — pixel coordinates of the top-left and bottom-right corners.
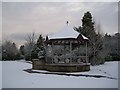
[1, 1, 119, 46]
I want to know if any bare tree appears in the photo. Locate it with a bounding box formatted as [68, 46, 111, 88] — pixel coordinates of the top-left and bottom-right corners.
[24, 32, 37, 60]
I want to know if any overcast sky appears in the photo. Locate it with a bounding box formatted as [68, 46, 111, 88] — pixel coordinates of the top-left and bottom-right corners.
[2, 2, 118, 46]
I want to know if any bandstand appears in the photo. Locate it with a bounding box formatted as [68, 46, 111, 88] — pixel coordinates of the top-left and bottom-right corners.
[32, 24, 90, 72]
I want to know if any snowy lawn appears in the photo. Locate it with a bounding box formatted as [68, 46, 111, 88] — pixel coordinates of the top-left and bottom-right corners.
[2, 61, 118, 88]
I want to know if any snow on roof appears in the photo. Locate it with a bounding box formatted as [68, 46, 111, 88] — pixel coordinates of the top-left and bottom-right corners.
[48, 25, 79, 39]
[48, 25, 88, 40]
[81, 34, 88, 40]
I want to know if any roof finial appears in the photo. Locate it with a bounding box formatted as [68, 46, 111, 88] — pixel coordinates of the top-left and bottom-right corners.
[66, 21, 69, 25]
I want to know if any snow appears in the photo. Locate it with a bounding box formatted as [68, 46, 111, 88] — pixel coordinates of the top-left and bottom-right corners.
[48, 25, 88, 40]
[81, 34, 88, 40]
[2, 61, 118, 88]
[69, 61, 118, 78]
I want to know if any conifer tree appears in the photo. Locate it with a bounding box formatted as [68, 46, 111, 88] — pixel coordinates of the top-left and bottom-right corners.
[37, 34, 44, 50]
[19, 45, 25, 55]
[36, 34, 45, 59]
[75, 11, 104, 65]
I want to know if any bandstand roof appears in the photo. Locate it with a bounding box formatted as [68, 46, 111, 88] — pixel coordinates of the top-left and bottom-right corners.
[48, 25, 88, 40]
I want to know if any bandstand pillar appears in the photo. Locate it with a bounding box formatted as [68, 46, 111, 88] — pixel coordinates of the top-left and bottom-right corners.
[85, 41, 88, 63]
[70, 41, 72, 64]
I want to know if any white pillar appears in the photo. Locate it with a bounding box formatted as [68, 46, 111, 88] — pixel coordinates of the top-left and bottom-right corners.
[70, 41, 72, 64]
[51, 42, 54, 64]
[45, 44, 47, 63]
[86, 41, 88, 63]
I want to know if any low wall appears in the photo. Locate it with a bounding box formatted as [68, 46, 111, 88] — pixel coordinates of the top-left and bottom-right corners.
[46, 64, 90, 72]
[32, 59, 90, 72]
[32, 59, 45, 70]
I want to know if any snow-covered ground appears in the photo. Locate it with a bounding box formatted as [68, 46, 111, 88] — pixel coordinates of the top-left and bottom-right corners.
[1, 61, 118, 88]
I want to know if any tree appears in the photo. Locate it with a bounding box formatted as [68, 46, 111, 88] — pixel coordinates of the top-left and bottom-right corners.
[75, 11, 105, 65]
[36, 34, 45, 59]
[0, 45, 2, 60]
[103, 33, 120, 61]
[2, 41, 20, 60]
[19, 45, 25, 55]
[19, 45, 25, 59]
[24, 33, 45, 60]
[37, 34, 45, 50]
[24, 32, 36, 61]
[103, 33, 112, 61]
[75, 11, 96, 38]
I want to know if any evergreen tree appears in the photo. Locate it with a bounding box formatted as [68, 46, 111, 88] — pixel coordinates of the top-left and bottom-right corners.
[19, 45, 25, 59]
[75, 11, 96, 38]
[30, 34, 45, 60]
[36, 34, 45, 59]
[75, 11, 104, 65]
[19, 45, 25, 55]
[31, 44, 38, 59]
[37, 34, 44, 50]
[2, 41, 20, 60]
